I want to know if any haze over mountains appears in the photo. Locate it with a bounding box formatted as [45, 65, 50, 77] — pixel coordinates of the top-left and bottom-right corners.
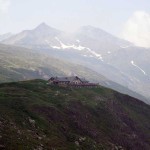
[0, 33, 13, 41]
[1, 23, 150, 104]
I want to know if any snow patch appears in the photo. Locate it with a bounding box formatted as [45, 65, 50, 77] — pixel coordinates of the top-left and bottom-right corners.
[107, 51, 111, 54]
[53, 37, 103, 61]
[131, 60, 147, 75]
[55, 37, 85, 50]
[86, 47, 103, 61]
[51, 46, 61, 49]
[120, 45, 131, 49]
[45, 39, 61, 49]
[83, 55, 88, 57]
[76, 39, 80, 43]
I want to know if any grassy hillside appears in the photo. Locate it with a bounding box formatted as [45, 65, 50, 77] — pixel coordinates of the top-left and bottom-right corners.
[0, 80, 150, 149]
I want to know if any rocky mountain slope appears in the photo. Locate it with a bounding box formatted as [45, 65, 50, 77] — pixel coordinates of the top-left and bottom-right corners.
[0, 80, 150, 149]
[2, 23, 150, 103]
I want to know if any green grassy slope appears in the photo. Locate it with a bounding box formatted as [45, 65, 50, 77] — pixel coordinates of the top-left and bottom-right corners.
[0, 80, 149, 150]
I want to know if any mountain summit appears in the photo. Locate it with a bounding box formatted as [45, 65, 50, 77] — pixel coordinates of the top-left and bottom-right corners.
[35, 22, 50, 29]
[2, 23, 62, 47]
[33, 22, 61, 36]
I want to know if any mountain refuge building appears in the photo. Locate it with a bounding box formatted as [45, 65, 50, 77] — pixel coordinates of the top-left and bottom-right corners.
[48, 76, 98, 88]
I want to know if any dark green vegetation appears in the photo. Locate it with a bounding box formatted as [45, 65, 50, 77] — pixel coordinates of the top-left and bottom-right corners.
[0, 80, 150, 150]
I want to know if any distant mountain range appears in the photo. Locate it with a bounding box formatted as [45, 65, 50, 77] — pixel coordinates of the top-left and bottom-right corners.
[1, 23, 150, 104]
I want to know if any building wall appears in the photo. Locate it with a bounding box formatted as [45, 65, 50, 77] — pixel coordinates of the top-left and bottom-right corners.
[72, 79, 82, 84]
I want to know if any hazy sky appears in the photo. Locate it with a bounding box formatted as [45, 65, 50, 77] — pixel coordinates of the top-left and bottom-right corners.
[0, 0, 150, 47]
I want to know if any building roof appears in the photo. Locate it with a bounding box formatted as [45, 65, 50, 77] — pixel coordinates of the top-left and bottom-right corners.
[80, 78, 89, 83]
[50, 76, 80, 82]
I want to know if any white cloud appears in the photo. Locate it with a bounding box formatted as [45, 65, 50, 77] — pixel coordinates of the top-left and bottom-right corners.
[0, 0, 10, 14]
[122, 11, 150, 48]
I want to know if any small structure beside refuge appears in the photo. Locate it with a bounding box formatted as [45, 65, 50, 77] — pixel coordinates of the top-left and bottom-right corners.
[48, 76, 99, 88]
